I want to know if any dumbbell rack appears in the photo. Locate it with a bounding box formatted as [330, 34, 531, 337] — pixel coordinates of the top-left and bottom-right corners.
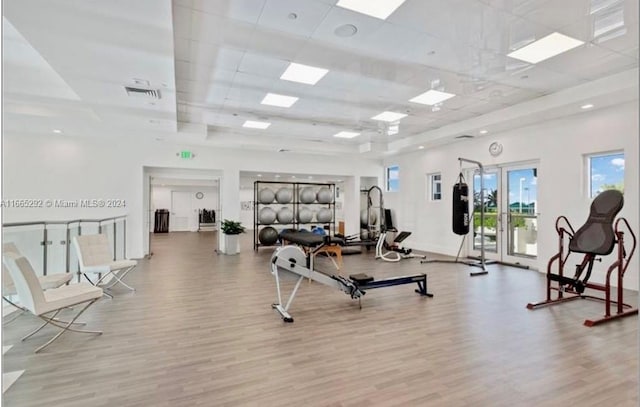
[253, 180, 336, 251]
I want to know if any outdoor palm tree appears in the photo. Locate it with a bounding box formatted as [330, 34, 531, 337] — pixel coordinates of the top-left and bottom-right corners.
[487, 189, 498, 208]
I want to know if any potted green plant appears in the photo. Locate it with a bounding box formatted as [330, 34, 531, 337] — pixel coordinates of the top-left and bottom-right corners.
[221, 219, 245, 255]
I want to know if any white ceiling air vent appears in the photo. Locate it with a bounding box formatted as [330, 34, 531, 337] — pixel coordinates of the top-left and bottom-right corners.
[124, 86, 162, 100]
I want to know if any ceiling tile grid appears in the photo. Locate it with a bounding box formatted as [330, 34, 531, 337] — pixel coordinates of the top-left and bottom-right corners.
[2, 0, 637, 156]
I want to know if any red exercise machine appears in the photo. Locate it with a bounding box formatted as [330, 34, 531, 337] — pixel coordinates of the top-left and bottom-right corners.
[527, 190, 637, 326]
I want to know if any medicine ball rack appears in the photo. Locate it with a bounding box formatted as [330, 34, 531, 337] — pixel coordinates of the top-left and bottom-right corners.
[253, 180, 336, 251]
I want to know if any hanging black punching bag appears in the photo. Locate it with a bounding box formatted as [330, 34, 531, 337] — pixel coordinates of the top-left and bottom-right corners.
[452, 173, 470, 235]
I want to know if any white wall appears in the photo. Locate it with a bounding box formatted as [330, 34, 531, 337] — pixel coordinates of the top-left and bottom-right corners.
[239, 186, 254, 229]
[383, 101, 639, 290]
[2, 135, 382, 258]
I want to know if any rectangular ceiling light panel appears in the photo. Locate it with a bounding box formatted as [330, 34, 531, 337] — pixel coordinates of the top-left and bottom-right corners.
[371, 111, 408, 122]
[280, 63, 329, 85]
[336, 0, 407, 20]
[243, 120, 271, 129]
[507, 32, 584, 64]
[333, 131, 360, 138]
[409, 89, 456, 105]
[261, 93, 299, 107]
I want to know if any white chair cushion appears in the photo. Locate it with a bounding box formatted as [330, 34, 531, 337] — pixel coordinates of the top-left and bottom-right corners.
[109, 259, 137, 271]
[75, 234, 113, 267]
[3, 273, 73, 296]
[40, 283, 103, 315]
[81, 259, 136, 275]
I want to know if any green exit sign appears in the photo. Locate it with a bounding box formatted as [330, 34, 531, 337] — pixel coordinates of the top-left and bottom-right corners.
[179, 151, 193, 159]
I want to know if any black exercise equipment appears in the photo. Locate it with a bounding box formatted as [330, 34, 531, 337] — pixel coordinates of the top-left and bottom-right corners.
[270, 243, 433, 323]
[340, 186, 386, 250]
[527, 190, 637, 326]
[452, 173, 470, 236]
[422, 157, 530, 275]
[375, 210, 425, 262]
[154, 209, 169, 233]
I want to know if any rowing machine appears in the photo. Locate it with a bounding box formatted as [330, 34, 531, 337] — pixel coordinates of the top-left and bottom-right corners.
[270, 245, 433, 322]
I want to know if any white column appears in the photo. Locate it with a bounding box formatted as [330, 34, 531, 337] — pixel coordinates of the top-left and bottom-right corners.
[219, 168, 240, 252]
[342, 176, 361, 236]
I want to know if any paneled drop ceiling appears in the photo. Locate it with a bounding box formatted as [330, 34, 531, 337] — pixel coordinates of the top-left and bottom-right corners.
[3, 0, 638, 157]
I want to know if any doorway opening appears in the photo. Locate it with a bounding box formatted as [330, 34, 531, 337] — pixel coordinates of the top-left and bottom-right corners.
[143, 167, 222, 258]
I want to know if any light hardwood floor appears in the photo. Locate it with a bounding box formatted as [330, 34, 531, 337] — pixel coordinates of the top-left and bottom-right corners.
[3, 232, 638, 406]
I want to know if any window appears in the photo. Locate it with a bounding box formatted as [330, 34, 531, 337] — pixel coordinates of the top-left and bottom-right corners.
[429, 173, 442, 201]
[386, 165, 399, 192]
[588, 152, 624, 198]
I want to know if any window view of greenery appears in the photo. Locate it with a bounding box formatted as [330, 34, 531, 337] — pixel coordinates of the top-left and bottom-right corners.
[590, 153, 624, 198]
[387, 165, 399, 192]
[473, 172, 499, 252]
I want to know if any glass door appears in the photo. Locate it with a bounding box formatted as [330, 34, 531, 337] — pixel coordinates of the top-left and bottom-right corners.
[469, 163, 538, 268]
[471, 169, 500, 261]
[501, 165, 538, 267]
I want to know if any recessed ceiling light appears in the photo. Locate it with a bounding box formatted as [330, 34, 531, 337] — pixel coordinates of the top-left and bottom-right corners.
[581, 103, 594, 109]
[409, 89, 456, 105]
[257, 174, 262, 177]
[507, 32, 584, 64]
[275, 174, 281, 178]
[52, 129, 63, 134]
[334, 24, 358, 37]
[333, 131, 360, 139]
[479, 130, 488, 135]
[242, 120, 271, 129]
[336, 0, 407, 20]
[261, 93, 299, 108]
[280, 63, 329, 85]
[308, 176, 313, 179]
[291, 175, 296, 179]
[418, 146, 425, 149]
[371, 111, 408, 122]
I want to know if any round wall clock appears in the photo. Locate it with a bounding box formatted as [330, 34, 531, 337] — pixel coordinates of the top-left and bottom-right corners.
[489, 142, 503, 157]
[195, 192, 204, 199]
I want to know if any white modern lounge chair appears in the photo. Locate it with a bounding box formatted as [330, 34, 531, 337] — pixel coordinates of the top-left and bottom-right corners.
[2, 243, 73, 324]
[2, 252, 103, 353]
[73, 234, 136, 298]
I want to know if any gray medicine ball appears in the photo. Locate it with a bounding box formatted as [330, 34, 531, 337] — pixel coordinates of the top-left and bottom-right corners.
[299, 187, 316, 204]
[258, 188, 275, 204]
[316, 208, 332, 223]
[275, 187, 293, 204]
[259, 227, 279, 245]
[259, 207, 277, 224]
[277, 207, 294, 223]
[360, 209, 378, 227]
[316, 187, 333, 204]
[297, 206, 313, 223]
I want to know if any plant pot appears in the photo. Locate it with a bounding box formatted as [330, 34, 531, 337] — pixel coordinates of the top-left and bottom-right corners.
[224, 234, 240, 255]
